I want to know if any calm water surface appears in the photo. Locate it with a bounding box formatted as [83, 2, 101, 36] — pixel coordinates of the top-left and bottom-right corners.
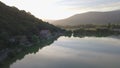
[10, 36, 120, 68]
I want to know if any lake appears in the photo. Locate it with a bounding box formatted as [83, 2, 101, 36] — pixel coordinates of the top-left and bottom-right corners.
[10, 36, 120, 68]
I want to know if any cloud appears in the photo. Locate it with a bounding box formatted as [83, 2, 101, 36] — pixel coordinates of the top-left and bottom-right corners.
[58, 0, 120, 6]
[63, 0, 120, 13]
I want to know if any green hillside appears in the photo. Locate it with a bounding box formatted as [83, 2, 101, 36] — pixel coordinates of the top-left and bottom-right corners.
[0, 1, 64, 48]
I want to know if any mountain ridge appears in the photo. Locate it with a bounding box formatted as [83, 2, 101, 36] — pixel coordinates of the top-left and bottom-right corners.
[52, 10, 120, 26]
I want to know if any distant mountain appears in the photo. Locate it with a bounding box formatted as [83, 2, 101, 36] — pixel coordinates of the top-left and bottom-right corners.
[52, 10, 120, 26]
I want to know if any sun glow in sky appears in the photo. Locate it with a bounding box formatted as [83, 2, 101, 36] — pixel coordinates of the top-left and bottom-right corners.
[1, 0, 120, 20]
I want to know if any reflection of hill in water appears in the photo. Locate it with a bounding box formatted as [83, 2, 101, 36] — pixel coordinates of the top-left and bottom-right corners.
[0, 35, 60, 68]
[0, 30, 120, 68]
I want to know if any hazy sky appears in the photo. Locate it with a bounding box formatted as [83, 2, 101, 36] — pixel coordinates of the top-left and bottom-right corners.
[1, 0, 120, 20]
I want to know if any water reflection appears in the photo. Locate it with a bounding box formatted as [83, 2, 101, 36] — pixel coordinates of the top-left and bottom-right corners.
[0, 31, 120, 68]
[11, 36, 120, 68]
[0, 35, 60, 68]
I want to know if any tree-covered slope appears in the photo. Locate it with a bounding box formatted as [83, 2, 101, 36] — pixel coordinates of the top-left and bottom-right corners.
[0, 1, 64, 48]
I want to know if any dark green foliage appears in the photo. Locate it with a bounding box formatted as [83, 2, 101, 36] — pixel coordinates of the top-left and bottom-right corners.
[0, 34, 60, 68]
[31, 35, 40, 43]
[73, 28, 120, 37]
[0, 1, 63, 47]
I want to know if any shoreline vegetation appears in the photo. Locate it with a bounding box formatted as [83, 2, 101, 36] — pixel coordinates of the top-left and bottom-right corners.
[57, 24, 120, 37]
[72, 24, 120, 37]
[56, 24, 120, 30]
